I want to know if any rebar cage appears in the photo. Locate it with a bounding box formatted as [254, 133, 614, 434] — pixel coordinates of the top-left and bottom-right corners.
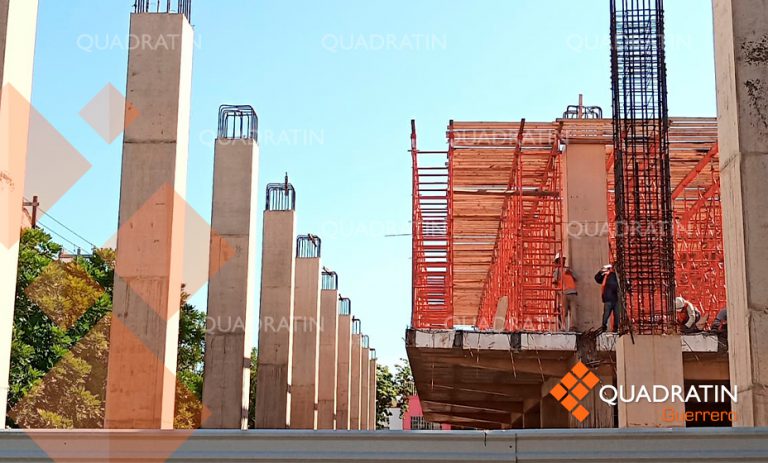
[370, 348, 377, 360]
[322, 270, 339, 290]
[265, 180, 296, 211]
[339, 297, 352, 316]
[296, 235, 321, 259]
[218, 105, 258, 141]
[352, 317, 362, 335]
[361, 335, 370, 349]
[610, 0, 675, 334]
[134, 0, 191, 21]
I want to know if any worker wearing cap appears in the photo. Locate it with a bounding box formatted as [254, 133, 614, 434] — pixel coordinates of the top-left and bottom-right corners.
[594, 264, 619, 332]
[675, 296, 703, 334]
[553, 253, 578, 331]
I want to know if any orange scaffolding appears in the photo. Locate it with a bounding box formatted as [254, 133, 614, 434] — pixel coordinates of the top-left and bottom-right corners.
[411, 117, 725, 332]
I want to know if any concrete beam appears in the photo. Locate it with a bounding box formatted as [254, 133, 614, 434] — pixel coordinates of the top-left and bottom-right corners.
[254, 211, 296, 429]
[713, 0, 768, 427]
[335, 314, 352, 429]
[290, 256, 321, 429]
[0, 0, 38, 428]
[201, 137, 259, 429]
[105, 13, 193, 429]
[316, 288, 338, 429]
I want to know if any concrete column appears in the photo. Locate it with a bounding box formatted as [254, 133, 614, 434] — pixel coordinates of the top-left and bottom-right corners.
[290, 238, 322, 429]
[368, 357, 377, 430]
[335, 311, 352, 429]
[713, 0, 768, 427]
[202, 122, 259, 429]
[349, 332, 362, 430]
[562, 143, 611, 332]
[360, 344, 370, 430]
[0, 0, 37, 428]
[316, 274, 338, 429]
[540, 378, 571, 429]
[616, 335, 685, 428]
[569, 363, 614, 429]
[105, 13, 193, 429]
[254, 207, 296, 429]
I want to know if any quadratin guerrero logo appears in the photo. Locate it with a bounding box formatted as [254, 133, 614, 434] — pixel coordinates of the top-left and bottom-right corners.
[549, 361, 601, 422]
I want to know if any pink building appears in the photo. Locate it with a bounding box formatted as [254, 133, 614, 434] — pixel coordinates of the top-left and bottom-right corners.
[402, 395, 451, 431]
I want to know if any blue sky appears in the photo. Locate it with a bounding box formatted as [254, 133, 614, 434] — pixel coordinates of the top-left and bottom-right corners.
[30, 0, 716, 368]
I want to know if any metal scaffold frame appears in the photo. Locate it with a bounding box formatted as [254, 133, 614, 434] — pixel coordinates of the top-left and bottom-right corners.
[610, 0, 676, 334]
[411, 120, 453, 329]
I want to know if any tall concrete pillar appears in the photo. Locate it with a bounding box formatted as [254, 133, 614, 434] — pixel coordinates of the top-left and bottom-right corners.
[254, 182, 297, 429]
[201, 107, 259, 430]
[360, 339, 370, 430]
[349, 319, 362, 430]
[562, 142, 611, 331]
[368, 352, 377, 430]
[316, 271, 339, 429]
[0, 0, 38, 428]
[105, 12, 194, 429]
[616, 335, 684, 428]
[541, 378, 571, 428]
[713, 0, 768, 427]
[290, 235, 322, 429]
[335, 298, 352, 429]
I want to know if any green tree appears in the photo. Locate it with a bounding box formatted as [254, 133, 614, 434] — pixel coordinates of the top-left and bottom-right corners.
[393, 359, 414, 417]
[8, 229, 113, 428]
[375, 364, 397, 429]
[247, 348, 258, 428]
[173, 288, 207, 429]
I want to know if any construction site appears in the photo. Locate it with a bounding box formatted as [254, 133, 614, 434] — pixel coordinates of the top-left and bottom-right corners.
[1, 0, 768, 461]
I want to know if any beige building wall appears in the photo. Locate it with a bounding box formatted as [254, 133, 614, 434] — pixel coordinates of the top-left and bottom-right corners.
[105, 13, 193, 429]
[254, 210, 296, 428]
[713, 0, 768, 427]
[0, 0, 38, 428]
[202, 138, 259, 429]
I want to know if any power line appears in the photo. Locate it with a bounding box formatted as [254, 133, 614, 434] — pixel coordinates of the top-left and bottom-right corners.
[23, 197, 99, 250]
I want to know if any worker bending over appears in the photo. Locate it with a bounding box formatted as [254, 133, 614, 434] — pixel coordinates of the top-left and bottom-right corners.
[675, 296, 703, 334]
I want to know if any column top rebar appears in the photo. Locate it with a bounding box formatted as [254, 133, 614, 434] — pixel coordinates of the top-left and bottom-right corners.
[218, 105, 258, 141]
[361, 335, 370, 349]
[352, 317, 362, 334]
[266, 175, 296, 211]
[296, 234, 321, 259]
[339, 296, 352, 316]
[322, 268, 338, 290]
[134, 0, 192, 21]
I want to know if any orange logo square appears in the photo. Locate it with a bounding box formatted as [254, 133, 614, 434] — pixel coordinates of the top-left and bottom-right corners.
[548, 361, 601, 422]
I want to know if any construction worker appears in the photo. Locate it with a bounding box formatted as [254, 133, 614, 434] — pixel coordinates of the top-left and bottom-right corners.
[594, 264, 619, 332]
[675, 296, 703, 334]
[552, 253, 577, 331]
[710, 307, 727, 334]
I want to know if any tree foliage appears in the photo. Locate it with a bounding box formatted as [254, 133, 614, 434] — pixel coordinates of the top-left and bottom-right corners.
[9, 229, 207, 430]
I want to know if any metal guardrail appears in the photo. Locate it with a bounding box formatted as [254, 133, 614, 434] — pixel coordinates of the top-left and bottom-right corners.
[1, 429, 768, 462]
